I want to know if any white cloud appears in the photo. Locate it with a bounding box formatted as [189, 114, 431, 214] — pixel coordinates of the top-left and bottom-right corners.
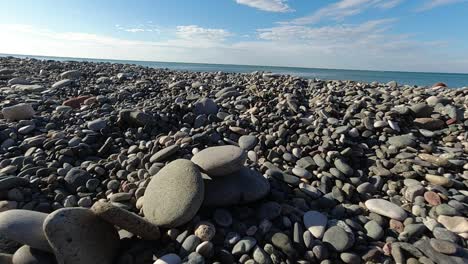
[0, 23, 466, 73]
[235, 0, 293, 12]
[417, 0, 466, 11]
[116, 24, 161, 33]
[286, 0, 402, 25]
[176, 25, 232, 41]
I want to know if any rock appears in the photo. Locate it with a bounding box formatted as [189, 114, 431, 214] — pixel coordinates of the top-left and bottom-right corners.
[143, 159, 204, 227]
[334, 159, 353, 176]
[429, 238, 458, 255]
[91, 201, 160, 240]
[364, 220, 384, 240]
[271, 233, 297, 259]
[418, 154, 449, 167]
[194, 222, 216, 241]
[203, 167, 270, 207]
[232, 237, 256, 255]
[118, 109, 156, 127]
[2, 104, 35, 121]
[87, 119, 107, 131]
[410, 103, 433, 118]
[43, 208, 119, 264]
[238, 135, 258, 150]
[155, 253, 181, 264]
[303, 211, 327, 239]
[60, 70, 81, 80]
[193, 98, 218, 115]
[0, 177, 30, 191]
[64, 168, 92, 193]
[52, 79, 72, 89]
[12, 245, 55, 264]
[404, 185, 425, 202]
[149, 145, 180, 163]
[437, 215, 468, 234]
[425, 174, 452, 187]
[414, 118, 445, 130]
[292, 167, 312, 179]
[179, 235, 201, 258]
[11, 84, 45, 93]
[365, 199, 407, 221]
[432, 82, 447, 88]
[426, 96, 450, 106]
[0, 210, 51, 252]
[191, 145, 246, 177]
[63, 96, 91, 109]
[8, 77, 29, 86]
[322, 226, 353, 252]
[414, 238, 466, 264]
[424, 191, 441, 206]
[388, 134, 417, 148]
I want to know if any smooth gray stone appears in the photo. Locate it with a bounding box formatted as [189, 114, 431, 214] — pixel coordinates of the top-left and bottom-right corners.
[143, 159, 204, 227]
[0, 210, 51, 252]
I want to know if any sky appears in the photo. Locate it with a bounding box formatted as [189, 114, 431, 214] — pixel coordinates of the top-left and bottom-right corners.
[0, 0, 468, 73]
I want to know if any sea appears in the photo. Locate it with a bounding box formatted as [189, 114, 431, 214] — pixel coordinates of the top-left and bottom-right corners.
[2, 53, 468, 88]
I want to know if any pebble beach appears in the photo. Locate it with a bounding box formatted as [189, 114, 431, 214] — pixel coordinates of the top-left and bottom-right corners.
[0, 56, 467, 264]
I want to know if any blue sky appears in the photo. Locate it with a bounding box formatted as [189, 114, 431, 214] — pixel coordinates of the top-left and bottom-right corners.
[1, 0, 467, 73]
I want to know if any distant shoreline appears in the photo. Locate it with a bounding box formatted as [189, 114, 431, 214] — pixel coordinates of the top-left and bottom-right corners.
[1, 53, 468, 87]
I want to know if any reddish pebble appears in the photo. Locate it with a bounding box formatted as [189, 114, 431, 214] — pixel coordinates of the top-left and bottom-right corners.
[63, 96, 91, 109]
[389, 219, 404, 233]
[432, 82, 447, 88]
[83, 97, 97, 105]
[424, 191, 441, 206]
[446, 118, 457, 125]
[383, 242, 392, 256]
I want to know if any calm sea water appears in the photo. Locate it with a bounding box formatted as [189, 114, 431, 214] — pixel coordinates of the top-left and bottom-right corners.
[2, 54, 468, 88]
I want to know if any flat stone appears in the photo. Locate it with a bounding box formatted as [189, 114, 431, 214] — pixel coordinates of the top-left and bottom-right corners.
[334, 158, 353, 176]
[303, 211, 327, 239]
[365, 199, 407, 221]
[232, 237, 256, 255]
[2, 103, 35, 121]
[424, 191, 441, 206]
[414, 118, 445, 130]
[43, 208, 119, 264]
[437, 215, 468, 234]
[388, 134, 417, 148]
[12, 245, 55, 264]
[52, 79, 72, 89]
[60, 70, 81, 80]
[91, 201, 160, 240]
[11, 84, 45, 92]
[238, 135, 258, 150]
[425, 174, 452, 187]
[149, 145, 180, 163]
[87, 119, 107, 131]
[430, 238, 458, 255]
[155, 253, 181, 264]
[414, 238, 466, 264]
[322, 226, 353, 252]
[191, 145, 246, 177]
[143, 159, 204, 227]
[0, 210, 51, 252]
[203, 167, 270, 207]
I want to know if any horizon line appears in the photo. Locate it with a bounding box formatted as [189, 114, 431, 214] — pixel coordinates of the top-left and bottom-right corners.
[1, 52, 468, 76]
